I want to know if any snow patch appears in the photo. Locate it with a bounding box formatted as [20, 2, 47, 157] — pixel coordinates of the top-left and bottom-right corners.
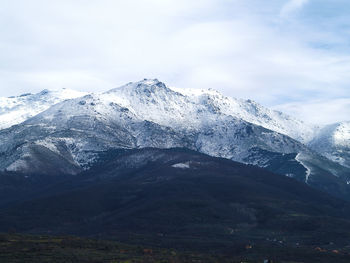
[172, 162, 190, 169]
[333, 122, 350, 147]
[7, 159, 28, 172]
[35, 139, 60, 154]
[295, 153, 312, 183]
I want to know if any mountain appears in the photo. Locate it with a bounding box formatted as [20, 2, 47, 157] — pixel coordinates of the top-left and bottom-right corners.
[0, 82, 313, 171]
[0, 79, 316, 143]
[172, 87, 317, 144]
[1, 148, 350, 250]
[0, 79, 349, 199]
[0, 88, 87, 130]
[309, 122, 350, 169]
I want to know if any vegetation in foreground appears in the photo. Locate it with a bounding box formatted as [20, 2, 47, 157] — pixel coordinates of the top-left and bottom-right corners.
[1, 233, 350, 263]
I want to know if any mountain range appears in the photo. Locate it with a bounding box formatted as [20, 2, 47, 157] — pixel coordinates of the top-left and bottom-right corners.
[1, 78, 350, 255]
[0, 79, 349, 200]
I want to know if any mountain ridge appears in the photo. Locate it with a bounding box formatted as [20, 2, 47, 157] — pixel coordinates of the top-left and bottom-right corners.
[0, 88, 87, 130]
[0, 79, 349, 200]
[0, 79, 318, 143]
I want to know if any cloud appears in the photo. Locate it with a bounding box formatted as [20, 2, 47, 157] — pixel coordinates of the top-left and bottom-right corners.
[273, 98, 350, 125]
[0, 0, 349, 125]
[280, 0, 309, 17]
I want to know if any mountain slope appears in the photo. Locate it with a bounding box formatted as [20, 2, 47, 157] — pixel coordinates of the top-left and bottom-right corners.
[0, 88, 87, 130]
[2, 148, 350, 249]
[172, 87, 317, 143]
[309, 122, 350, 168]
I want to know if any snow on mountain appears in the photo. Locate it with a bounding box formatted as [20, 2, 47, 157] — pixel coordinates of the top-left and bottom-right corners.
[0, 78, 349, 198]
[99, 79, 316, 144]
[309, 121, 350, 168]
[334, 122, 350, 147]
[172, 86, 317, 143]
[0, 79, 316, 144]
[0, 79, 306, 173]
[0, 88, 87, 129]
[295, 152, 312, 183]
[0, 89, 193, 172]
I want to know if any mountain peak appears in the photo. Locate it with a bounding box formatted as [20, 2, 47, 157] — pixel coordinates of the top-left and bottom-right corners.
[140, 78, 161, 85]
[131, 78, 168, 91]
[106, 78, 170, 96]
[38, 89, 50, 96]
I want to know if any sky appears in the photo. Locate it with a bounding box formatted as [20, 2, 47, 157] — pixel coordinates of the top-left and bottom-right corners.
[0, 0, 349, 125]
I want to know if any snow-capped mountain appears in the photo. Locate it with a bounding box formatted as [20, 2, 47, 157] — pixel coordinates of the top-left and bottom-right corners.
[0, 79, 349, 199]
[0, 88, 87, 130]
[0, 80, 304, 172]
[172, 87, 318, 144]
[0, 80, 316, 143]
[309, 122, 350, 168]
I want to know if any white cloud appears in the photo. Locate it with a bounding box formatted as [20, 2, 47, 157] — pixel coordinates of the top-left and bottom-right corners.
[273, 98, 350, 125]
[0, 0, 349, 125]
[280, 0, 309, 17]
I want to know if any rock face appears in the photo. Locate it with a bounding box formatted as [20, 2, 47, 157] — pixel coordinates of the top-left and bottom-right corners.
[0, 79, 349, 199]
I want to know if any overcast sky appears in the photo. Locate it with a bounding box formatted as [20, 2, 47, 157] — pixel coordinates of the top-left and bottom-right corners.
[1, 0, 349, 124]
